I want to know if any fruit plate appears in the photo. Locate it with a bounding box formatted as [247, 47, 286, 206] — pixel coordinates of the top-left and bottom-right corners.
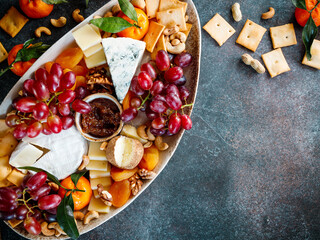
[0, 0, 201, 238]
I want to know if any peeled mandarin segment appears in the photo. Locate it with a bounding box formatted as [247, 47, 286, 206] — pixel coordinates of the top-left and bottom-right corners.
[72, 65, 88, 77]
[138, 145, 159, 171]
[122, 91, 134, 111]
[44, 61, 54, 73]
[109, 179, 131, 208]
[55, 48, 84, 69]
[110, 166, 138, 182]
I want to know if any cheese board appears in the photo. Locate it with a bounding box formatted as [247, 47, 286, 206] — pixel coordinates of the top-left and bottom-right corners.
[0, 0, 201, 238]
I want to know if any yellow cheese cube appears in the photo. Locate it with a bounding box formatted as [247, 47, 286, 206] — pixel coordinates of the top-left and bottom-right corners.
[72, 24, 102, 51]
[89, 169, 110, 179]
[88, 142, 107, 161]
[84, 48, 107, 69]
[86, 160, 109, 171]
[83, 43, 103, 58]
[90, 177, 112, 190]
[88, 196, 111, 213]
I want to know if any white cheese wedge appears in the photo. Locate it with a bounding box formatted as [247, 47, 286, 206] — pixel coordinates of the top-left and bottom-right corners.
[72, 24, 102, 51]
[88, 196, 111, 213]
[88, 142, 107, 161]
[90, 177, 112, 190]
[89, 169, 110, 179]
[86, 160, 109, 171]
[83, 43, 103, 58]
[102, 37, 146, 103]
[11, 127, 88, 180]
[9, 143, 43, 169]
[84, 48, 107, 69]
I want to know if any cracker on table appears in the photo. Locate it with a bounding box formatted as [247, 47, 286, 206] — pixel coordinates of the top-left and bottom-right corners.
[159, 0, 188, 14]
[0, 42, 8, 63]
[302, 39, 320, 70]
[270, 23, 297, 49]
[236, 19, 266, 52]
[144, 21, 166, 52]
[146, 0, 160, 19]
[156, 7, 187, 31]
[0, 6, 28, 38]
[151, 34, 167, 60]
[203, 13, 236, 47]
[261, 48, 291, 78]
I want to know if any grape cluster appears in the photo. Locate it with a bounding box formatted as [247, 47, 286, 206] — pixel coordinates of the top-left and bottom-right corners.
[6, 63, 92, 139]
[122, 50, 193, 136]
[0, 172, 61, 235]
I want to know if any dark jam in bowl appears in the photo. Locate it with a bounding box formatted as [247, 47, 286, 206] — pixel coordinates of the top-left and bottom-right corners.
[81, 98, 121, 138]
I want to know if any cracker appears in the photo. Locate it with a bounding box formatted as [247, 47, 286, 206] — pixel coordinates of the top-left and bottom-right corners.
[0, 42, 8, 63]
[0, 6, 29, 38]
[156, 7, 187, 31]
[182, 23, 192, 39]
[146, 0, 160, 19]
[159, 0, 188, 14]
[236, 19, 266, 52]
[270, 23, 297, 49]
[144, 21, 165, 52]
[151, 34, 167, 60]
[261, 48, 291, 78]
[302, 39, 320, 70]
[203, 13, 236, 47]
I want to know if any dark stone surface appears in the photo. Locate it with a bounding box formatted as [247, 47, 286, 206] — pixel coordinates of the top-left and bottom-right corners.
[1, 0, 320, 239]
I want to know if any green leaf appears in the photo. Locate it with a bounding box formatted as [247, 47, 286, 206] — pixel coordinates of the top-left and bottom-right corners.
[85, 0, 89, 8]
[19, 166, 62, 187]
[302, 15, 318, 60]
[15, 39, 50, 63]
[292, 0, 307, 10]
[71, 170, 87, 187]
[42, 0, 68, 4]
[118, 0, 138, 23]
[57, 194, 79, 239]
[90, 17, 134, 33]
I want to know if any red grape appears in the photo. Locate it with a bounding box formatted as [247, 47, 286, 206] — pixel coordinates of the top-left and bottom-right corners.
[153, 94, 166, 102]
[0, 202, 18, 212]
[32, 81, 50, 101]
[46, 207, 57, 215]
[156, 50, 170, 71]
[61, 116, 74, 130]
[168, 52, 175, 62]
[58, 103, 71, 116]
[21, 174, 32, 189]
[47, 74, 61, 93]
[0, 188, 18, 207]
[58, 90, 76, 104]
[121, 107, 138, 122]
[16, 97, 37, 113]
[23, 79, 35, 95]
[50, 63, 63, 79]
[150, 100, 167, 113]
[15, 205, 28, 220]
[43, 212, 57, 223]
[49, 102, 58, 115]
[166, 84, 180, 97]
[24, 217, 41, 235]
[12, 97, 23, 109]
[75, 86, 89, 99]
[35, 68, 49, 83]
[164, 66, 183, 83]
[47, 115, 62, 133]
[145, 107, 159, 120]
[138, 71, 153, 90]
[29, 184, 51, 201]
[174, 52, 192, 68]
[166, 93, 182, 110]
[181, 114, 192, 130]
[38, 194, 62, 210]
[130, 97, 142, 108]
[152, 117, 166, 129]
[28, 209, 42, 221]
[26, 172, 47, 191]
[130, 76, 145, 96]
[173, 75, 186, 86]
[42, 122, 52, 135]
[179, 86, 190, 100]
[168, 113, 181, 134]
[33, 102, 49, 121]
[0, 211, 16, 220]
[27, 122, 43, 138]
[12, 186, 23, 199]
[150, 80, 164, 96]
[150, 128, 166, 136]
[13, 123, 28, 139]
[141, 63, 157, 80]
[61, 71, 76, 89]
[72, 99, 92, 114]
[5, 115, 20, 127]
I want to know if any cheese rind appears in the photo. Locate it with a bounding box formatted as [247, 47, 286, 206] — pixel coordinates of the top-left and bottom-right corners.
[88, 142, 107, 161]
[72, 24, 102, 51]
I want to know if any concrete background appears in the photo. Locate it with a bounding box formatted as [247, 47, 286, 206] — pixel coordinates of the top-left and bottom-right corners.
[1, 0, 320, 239]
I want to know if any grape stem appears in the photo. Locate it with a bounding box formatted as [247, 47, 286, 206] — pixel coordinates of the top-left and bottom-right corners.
[20, 188, 35, 215]
[137, 92, 150, 110]
[181, 103, 193, 109]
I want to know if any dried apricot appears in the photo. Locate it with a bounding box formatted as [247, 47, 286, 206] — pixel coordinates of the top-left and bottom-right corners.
[122, 91, 134, 111]
[138, 144, 159, 171]
[72, 65, 88, 77]
[109, 179, 131, 208]
[111, 166, 138, 182]
[55, 48, 84, 69]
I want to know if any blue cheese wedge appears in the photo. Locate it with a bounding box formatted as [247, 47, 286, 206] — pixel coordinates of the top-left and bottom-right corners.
[102, 38, 146, 103]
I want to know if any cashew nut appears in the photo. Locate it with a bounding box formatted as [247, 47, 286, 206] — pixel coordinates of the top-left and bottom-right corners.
[137, 125, 148, 140]
[131, 0, 146, 9]
[241, 54, 265, 74]
[83, 211, 99, 225]
[144, 141, 153, 148]
[93, 15, 102, 19]
[164, 25, 179, 36]
[103, 11, 113, 18]
[48, 181, 59, 192]
[170, 32, 187, 43]
[73, 9, 84, 23]
[261, 7, 275, 19]
[74, 211, 85, 221]
[185, 15, 189, 22]
[35, 27, 51, 38]
[50, 17, 67, 27]
[78, 155, 90, 170]
[171, 39, 181, 46]
[48, 222, 66, 237]
[41, 222, 55, 236]
[147, 126, 155, 141]
[166, 41, 186, 54]
[112, 4, 121, 15]
[231, 3, 242, 22]
[154, 136, 169, 151]
[100, 141, 108, 151]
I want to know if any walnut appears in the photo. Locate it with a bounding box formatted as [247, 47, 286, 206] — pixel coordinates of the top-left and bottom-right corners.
[86, 67, 113, 90]
[129, 174, 143, 196]
[97, 184, 112, 206]
[138, 169, 156, 179]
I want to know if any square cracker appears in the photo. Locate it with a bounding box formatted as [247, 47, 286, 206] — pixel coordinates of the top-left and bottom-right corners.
[159, 0, 188, 14]
[151, 34, 167, 60]
[236, 19, 266, 52]
[156, 7, 187, 31]
[203, 13, 236, 46]
[261, 48, 291, 78]
[0, 6, 28, 38]
[270, 23, 297, 49]
[144, 21, 165, 52]
[146, 0, 160, 19]
[182, 23, 192, 39]
[0, 42, 8, 63]
[302, 39, 320, 70]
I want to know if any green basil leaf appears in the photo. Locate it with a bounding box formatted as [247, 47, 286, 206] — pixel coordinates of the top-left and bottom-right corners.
[85, 0, 89, 8]
[42, 0, 68, 4]
[57, 194, 79, 239]
[118, 0, 138, 23]
[23, 39, 34, 49]
[90, 17, 134, 33]
[71, 170, 87, 187]
[15, 39, 50, 63]
[302, 15, 318, 60]
[292, 0, 307, 10]
[19, 166, 62, 187]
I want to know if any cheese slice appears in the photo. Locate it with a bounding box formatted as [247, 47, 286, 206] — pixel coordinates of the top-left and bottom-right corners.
[9, 143, 43, 168]
[86, 160, 109, 171]
[90, 169, 110, 179]
[88, 196, 111, 213]
[84, 47, 107, 69]
[83, 43, 103, 58]
[102, 38, 146, 103]
[88, 142, 107, 161]
[90, 177, 112, 190]
[72, 24, 102, 51]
